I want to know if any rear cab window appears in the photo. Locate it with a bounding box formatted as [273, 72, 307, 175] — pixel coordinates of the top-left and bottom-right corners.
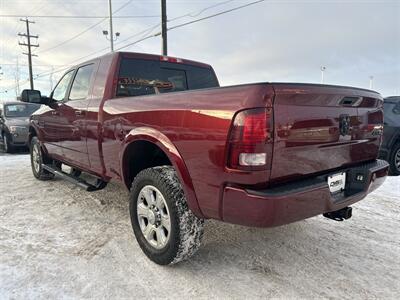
[116, 58, 219, 97]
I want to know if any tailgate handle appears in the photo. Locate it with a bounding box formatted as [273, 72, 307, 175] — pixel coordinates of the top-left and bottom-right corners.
[339, 96, 361, 106]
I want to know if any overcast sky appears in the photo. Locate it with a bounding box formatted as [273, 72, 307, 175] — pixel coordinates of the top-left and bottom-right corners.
[0, 0, 399, 100]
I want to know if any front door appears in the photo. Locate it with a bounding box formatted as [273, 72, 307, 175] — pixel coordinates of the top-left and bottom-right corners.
[39, 70, 75, 160]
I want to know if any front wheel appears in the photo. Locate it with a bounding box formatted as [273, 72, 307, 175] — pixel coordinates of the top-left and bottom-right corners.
[389, 142, 400, 176]
[2, 133, 13, 153]
[129, 166, 204, 265]
[30, 137, 55, 180]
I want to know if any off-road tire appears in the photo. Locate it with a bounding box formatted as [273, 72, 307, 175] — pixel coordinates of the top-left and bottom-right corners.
[389, 142, 400, 176]
[2, 132, 13, 153]
[30, 137, 55, 180]
[129, 166, 204, 265]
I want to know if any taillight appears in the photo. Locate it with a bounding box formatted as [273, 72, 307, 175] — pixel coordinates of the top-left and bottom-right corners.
[364, 110, 384, 136]
[227, 108, 272, 170]
[160, 56, 183, 63]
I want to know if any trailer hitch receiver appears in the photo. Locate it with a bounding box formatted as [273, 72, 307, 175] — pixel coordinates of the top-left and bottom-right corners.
[323, 207, 352, 221]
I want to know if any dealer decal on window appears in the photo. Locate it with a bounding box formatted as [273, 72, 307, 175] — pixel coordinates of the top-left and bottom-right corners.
[118, 77, 174, 90]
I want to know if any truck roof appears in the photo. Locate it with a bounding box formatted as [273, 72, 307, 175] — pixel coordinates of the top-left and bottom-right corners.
[79, 51, 213, 70]
[384, 96, 400, 103]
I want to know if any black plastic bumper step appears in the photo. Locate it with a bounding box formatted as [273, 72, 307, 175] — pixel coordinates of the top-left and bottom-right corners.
[42, 164, 107, 192]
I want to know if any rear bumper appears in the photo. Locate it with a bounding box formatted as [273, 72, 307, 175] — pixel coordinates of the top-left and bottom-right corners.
[222, 159, 389, 227]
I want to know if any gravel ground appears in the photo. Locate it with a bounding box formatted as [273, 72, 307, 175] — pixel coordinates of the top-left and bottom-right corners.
[0, 151, 399, 299]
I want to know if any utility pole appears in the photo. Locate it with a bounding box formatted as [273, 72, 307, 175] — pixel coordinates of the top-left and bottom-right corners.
[49, 66, 54, 91]
[108, 0, 114, 52]
[320, 66, 326, 84]
[161, 0, 168, 55]
[15, 57, 20, 98]
[369, 76, 374, 89]
[18, 18, 39, 90]
[0, 67, 3, 89]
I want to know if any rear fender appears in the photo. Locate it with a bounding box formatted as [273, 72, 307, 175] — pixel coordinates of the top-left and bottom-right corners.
[121, 127, 204, 218]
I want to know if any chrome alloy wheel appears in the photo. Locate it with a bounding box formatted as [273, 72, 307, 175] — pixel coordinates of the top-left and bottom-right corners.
[395, 148, 400, 171]
[32, 143, 41, 173]
[137, 185, 171, 249]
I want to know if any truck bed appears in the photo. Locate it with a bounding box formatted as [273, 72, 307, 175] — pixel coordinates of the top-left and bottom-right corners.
[102, 82, 383, 219]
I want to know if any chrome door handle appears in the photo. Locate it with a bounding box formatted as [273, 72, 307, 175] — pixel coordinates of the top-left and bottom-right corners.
[75, 110, 85, 116]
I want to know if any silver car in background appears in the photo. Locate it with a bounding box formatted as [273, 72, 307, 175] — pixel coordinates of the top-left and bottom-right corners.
[0, 101, 41, 153]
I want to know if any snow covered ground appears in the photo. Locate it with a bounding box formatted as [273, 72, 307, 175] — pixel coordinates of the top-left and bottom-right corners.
[0, 151, 399, 299]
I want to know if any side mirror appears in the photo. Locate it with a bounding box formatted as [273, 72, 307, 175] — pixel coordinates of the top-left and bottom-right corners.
[21, 89, 52, 105]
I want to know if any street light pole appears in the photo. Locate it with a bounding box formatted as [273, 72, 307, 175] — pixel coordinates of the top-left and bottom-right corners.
[369, 76, 374, 89]
[320, 66, 326, 84]
[108, 0, 114, 52]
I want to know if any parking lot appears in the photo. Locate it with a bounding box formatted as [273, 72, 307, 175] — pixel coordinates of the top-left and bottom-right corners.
[0, 149, 399, 299]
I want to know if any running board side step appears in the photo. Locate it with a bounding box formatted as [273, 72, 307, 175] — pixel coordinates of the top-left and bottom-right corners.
[42, 164, 107, 192]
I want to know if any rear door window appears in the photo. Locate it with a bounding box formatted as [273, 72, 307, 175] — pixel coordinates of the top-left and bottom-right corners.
[116, 58, 218, 97]
[69, 64, 95, 100]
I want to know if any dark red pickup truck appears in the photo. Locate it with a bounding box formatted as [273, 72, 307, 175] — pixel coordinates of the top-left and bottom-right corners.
[22, 51, 389, 265]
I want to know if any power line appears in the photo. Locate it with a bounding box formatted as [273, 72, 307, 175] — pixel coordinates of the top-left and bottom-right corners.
[168, 0, 236, 22]
[0, 63, 71, 67]
[117, 0, 266, 51]
[38, 19, 106, 54]
[37, 0, 135, 54]
[115, 34, 158, 52]
[2, 0, 266, 94]
[0, 14, 160, 19]
[168, 0, 266, 31]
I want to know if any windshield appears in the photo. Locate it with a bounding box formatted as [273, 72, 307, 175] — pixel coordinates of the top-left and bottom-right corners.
[116, 58, 219, 97]
[4, 103, 40, 118]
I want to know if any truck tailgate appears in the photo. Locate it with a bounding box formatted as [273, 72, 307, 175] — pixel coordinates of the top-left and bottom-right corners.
[270, 83, 383, 184]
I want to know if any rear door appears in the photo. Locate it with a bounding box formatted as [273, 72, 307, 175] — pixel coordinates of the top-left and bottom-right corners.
[59, 63, 97, 168]
[270, 84, 383, 184]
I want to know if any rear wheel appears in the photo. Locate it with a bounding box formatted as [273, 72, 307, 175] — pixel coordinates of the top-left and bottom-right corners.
[129, 166, 204, 265]
[389, 142, 400, 176]
[30, 137, 55, 180]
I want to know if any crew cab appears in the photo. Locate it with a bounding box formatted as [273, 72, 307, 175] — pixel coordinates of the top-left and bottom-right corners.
[22, 51, 388, 265]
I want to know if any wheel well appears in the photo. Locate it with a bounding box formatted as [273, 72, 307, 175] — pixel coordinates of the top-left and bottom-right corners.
[389, 135, 400, 152]
[28, 127, 37, 145]
[122, 140, 172, 188]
